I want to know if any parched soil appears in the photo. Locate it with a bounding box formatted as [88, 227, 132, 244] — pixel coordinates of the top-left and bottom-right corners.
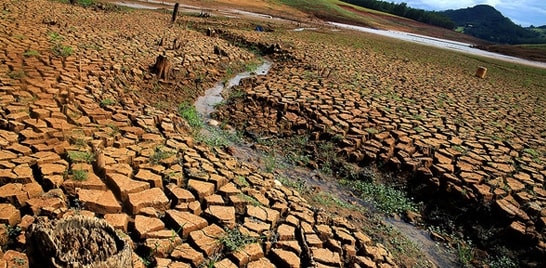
[0, 0, 440, 268]
[213, 16, 546, 267]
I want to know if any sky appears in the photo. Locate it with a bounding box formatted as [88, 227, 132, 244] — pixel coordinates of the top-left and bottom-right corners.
[390, 0, 546, 27]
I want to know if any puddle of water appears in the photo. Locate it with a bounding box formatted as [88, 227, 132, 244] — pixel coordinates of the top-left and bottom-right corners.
[293, 28, 318, 32]
[328, 22, 546, 69]
[111, 0, 209, 13]
[194, 60, 272, 119]
[114, 1, 160, 9]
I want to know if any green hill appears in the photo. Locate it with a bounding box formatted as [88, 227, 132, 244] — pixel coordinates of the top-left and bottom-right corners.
[441, 5, 546, 44]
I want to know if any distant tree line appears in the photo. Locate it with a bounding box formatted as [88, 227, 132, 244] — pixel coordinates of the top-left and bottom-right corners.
[441, 5, 546, 44]
[341, 0, 455, 29]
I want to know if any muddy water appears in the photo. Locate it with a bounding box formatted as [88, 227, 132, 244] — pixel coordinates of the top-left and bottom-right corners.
[194, 60, 272, 120]
[194, 59, 458, 267]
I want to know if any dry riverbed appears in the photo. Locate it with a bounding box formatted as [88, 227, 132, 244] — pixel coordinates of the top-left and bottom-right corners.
[1, 0, 545, 267]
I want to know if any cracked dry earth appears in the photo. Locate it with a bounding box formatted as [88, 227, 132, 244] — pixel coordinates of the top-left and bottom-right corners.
[0, 0, 409, 267]
[205, 4, 546, 267]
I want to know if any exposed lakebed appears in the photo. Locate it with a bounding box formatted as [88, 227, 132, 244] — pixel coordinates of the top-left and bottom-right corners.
[193, 58, 458, 267]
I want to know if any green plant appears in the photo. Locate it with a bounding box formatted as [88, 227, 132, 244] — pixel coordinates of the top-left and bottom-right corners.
[178, 102, 203, 129]
[239, 193, 262, 207]
[6, 224, 21, 239]
[244, 60, 261, 72]
[263, 152, 277, 173]
[312, 192, 358, 210]
[342, 180, 418, 215]
[72, 137, 87, 147]
[456, 240, 474, 267]
[67, 150, 95, 163]
[12, 257, 26, 266]
[77, 0, 95, 7]
[47, 31, 63, 42]
[200, 254, 221, 268]
[523, 148, 542, 163]
[195, 126, 239, 148]
[452, 145, 467, 154]
[228, 89, 246, 99]
[23, 49, 40, 57]
[106, 124, 119, 137]
[7, 70, 25, 80]
[235, 176, 250, 187]
[72, 169, 88, 181]
[52, 44, 74, 57]
[412, 114, 424, 121]
[365, 127, 379, 134]
[100, 98, 116, 107]
[150, 146, 174, 165]
[487, 255, 517, 268]
[413, 126, 424, 133]
[218, 227, 256, 252]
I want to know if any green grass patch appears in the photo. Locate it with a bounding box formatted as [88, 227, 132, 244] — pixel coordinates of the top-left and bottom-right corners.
[365, 127, 379, 134]
[23, 49, 40, 57]
[7, 70, 25, 80]
[47, 31, 63, 43]
[195, 126, 240, 148]
[263, 152, 278, 173]
[99, 98, 116, 107]
[239, 193, 262, 207]
[52, 44, 74, 57]
[235, 176, 250, 187]
[277, 175, 308, 193]
[72, 169, 88, 181]
[218, 227, 257, 252]
[340, 179, 418, 215]
[178, 102, 203, 129]
[523, 148, 543, 164]
[67, 150, 95, 163]
[150, 146, 174, 165]
[312, 191, 359, 210]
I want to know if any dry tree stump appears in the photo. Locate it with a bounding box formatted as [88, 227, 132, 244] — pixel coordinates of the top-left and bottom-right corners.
[152, 54, 171, 80]
[475, 66, 487, 78]
[26, 216, 132, 268]
[171, 3, 180, 24]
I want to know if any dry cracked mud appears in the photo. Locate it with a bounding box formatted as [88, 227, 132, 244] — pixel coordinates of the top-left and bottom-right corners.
[0, 0, 545, 267]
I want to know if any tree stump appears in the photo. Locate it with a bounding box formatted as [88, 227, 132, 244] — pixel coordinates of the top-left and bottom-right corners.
[171, 3, 179, 24]
[213, 45, 228, 57]
[475, 66, 487, 78]
[26, 215, 132, 268]
[152, 54, 171, 80]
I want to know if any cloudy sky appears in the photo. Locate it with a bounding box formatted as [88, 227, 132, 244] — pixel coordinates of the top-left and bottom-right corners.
[391, 0, 546, 27]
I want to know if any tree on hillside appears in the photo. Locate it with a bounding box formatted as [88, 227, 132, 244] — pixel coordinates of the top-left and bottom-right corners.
[442, 5, 546, 44]
[341, 0, 455, 29]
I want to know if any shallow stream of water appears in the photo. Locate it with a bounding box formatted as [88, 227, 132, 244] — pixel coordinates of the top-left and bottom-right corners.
[193, 59, 458, 268]
[194, 60, 272, 120]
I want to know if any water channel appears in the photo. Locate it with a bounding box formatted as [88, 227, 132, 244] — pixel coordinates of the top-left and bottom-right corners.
[193, 59, 458, 267]
[106, 1, 486, 265]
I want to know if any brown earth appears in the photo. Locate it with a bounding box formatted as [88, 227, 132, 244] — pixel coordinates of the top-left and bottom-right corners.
[211, 9, 546, 268]
[0, 0, 438, 267]
[1, 0, 545, 267]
